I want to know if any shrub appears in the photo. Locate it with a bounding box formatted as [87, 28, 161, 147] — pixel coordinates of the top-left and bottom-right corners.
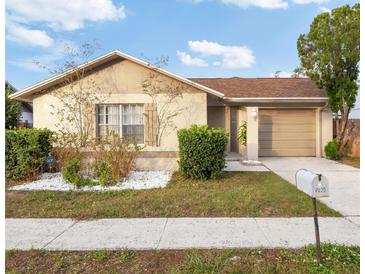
[6, 128, 52, 179]
[324, 139, 341, 160]
[51, 132, 84, 171]
[90, 133, 141, 186]
[61, 156, 93, 188]
[178, 125, 228, 180]
[238, 122, 247, 145]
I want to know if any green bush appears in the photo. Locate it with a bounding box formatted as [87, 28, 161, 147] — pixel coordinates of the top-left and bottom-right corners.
[92, 160, 116, 186]
[61, 157, 93, 188]
[6, 128, 52, 179]
[177, 125, 228, 180]
[324, 139, 341, 160]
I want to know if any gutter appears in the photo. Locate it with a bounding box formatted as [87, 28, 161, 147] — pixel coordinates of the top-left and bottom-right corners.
[223, 97, 328, 103]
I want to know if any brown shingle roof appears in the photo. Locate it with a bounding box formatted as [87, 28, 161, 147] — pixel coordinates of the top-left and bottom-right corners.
[189, 77, 326, 98]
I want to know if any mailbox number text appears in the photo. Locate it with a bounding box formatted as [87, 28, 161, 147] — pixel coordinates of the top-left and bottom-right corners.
[315, 186, 327, 193]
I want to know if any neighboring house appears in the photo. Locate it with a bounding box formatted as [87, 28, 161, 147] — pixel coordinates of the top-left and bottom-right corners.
[10, 50, 332, 170]
[6, 81, 33, 127]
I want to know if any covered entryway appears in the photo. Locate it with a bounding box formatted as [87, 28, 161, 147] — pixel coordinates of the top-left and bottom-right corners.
[258, 109, 316, 157]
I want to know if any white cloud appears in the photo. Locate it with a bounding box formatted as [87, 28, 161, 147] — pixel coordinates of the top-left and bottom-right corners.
[222, 0, 288, 9]
[176, 50, 208, 67]
[6, 22, 54, 47]
[319, 6, 331, 12]
[292, 0, 327, 4]
[188, 40, 255, 68]
[6, 0, 126, 31]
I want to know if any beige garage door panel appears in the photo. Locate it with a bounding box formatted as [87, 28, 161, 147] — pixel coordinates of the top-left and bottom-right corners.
[259, 109, 316, 157]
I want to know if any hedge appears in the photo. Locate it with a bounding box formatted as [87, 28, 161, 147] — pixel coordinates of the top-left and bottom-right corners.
[177, 125, 228, 180]
[6, 128, 52, 179]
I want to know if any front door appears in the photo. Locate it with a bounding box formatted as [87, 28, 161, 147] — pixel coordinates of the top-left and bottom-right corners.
[230, 107, 239, 153]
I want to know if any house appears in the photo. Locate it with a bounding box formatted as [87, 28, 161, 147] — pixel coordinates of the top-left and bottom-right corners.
[6, 81, 33, 127]
[10, 50, 332, 170]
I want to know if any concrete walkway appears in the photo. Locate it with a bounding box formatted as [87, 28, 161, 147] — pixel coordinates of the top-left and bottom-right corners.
[261, 157, 360, 217]
[6, 217, 359, 250]
[224, 161, 269, 172]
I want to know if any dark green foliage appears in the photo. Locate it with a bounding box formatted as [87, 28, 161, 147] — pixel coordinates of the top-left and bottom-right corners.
[61, 157, 93, 188]
[6, 128, 52, 179]
[5, 85, 21, 129]
[324, 140, 340, 160]
[177, 125, 228, 179]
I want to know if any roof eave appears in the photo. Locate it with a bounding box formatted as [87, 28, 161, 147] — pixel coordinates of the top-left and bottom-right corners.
[223, 97, 328, 103]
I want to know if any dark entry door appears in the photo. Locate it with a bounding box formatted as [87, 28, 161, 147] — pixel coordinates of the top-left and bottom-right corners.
[230, 107, 239, 153]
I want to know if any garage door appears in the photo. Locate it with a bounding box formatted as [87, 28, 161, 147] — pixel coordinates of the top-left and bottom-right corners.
[259, 109, 316, 157]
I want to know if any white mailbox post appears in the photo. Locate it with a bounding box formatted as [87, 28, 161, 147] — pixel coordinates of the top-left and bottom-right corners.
[295, 169, 330, 263]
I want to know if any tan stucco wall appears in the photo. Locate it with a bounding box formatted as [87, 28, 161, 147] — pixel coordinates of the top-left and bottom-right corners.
[321, 108, 333, 156]
[246, 106, 258, 161]
[135, 158, 178, 171]
[33, 59, 207, 151]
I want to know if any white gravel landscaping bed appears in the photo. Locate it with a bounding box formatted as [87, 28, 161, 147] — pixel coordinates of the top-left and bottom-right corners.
[9, 171, 172, 192]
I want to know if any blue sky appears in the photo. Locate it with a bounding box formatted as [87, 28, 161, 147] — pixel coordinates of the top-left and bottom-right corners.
[5, 0, 359, 91]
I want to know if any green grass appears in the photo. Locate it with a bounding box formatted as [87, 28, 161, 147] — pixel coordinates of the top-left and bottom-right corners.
[5, 244, 359, 274]
[6, 172, 340, 218]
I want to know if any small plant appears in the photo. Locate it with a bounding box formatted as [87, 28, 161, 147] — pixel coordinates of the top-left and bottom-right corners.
[324, 140, 340, 160]
[118, 248, 135, 265]
[90, 133, 141, 186]
[61, 157, 93, 188]
[54, 253, 68, 270]
[92, 160, 115, 186]
[91, 249, 110, 262]
[238, 122, 247, 145]
[178, 125, 228, 180]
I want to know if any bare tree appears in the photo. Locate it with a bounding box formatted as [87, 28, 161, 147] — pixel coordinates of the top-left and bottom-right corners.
[141, 56, 187, 147]
[36, 42, 110, 147]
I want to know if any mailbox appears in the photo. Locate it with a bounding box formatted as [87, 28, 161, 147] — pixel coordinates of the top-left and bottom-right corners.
[295, 169, 329, 198]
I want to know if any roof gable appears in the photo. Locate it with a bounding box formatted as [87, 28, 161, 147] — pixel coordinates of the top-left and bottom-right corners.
[9, 50, 224, 101]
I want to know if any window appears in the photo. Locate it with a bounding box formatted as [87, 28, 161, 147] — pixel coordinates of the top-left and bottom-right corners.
[97, 104, 144, 143]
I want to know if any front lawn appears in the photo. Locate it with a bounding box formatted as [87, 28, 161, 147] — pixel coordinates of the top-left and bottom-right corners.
[6, 172, 340, 218]
[6, 244, 359, 273]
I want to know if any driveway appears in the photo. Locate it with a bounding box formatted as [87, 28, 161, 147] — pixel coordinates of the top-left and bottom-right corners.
[261, 157, 359, 217]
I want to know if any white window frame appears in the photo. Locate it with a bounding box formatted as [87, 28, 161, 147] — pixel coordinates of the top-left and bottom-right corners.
[97, 104, 144, 144]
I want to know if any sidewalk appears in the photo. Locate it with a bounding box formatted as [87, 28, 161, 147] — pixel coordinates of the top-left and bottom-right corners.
[6, 217, 359, 250]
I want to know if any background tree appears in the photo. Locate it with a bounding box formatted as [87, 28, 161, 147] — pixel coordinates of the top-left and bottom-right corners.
[297, 3, 360, 153]
[141, 56, 186, 147]
[5, 84, 21, 129]
[36, 42, 110, 147]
